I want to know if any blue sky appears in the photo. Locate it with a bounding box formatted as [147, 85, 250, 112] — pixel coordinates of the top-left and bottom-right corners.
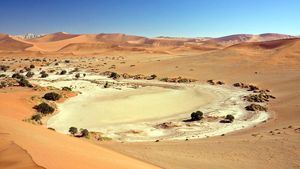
[0, 0, 299, 37]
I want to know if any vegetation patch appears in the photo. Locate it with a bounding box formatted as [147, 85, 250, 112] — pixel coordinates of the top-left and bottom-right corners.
[34, 102, 55, 114]
[43, 92, 61, 101]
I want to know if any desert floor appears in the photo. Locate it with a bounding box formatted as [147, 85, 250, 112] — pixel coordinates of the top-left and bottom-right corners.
[0, 47, 300, 169]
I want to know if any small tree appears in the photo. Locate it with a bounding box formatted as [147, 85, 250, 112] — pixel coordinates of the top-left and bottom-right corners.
[109, 72, 120, 79]
[18, 78, 33, 87]
[225, 114, 235, 122]
[26, 71, 34, 78]
[30, 64, 35, 69]
[80, 129, 89, 138]
[12, 73, 25, 79]
[75, 73, 80, 79]
[43, 92, 61, 101]
[69, 127, 78, 135]
[60, 70, 67, 75]
[34, 102, 55, 114]
[191, 111, 203, 121]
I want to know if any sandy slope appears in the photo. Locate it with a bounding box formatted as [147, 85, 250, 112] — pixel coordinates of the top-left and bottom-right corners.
[0, 88, 160, 169]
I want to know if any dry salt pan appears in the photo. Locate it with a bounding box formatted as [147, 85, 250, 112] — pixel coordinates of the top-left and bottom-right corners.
[31, 71, 269, 142]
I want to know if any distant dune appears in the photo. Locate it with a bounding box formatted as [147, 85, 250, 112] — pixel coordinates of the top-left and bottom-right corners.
[0, 32, 296, 55]
[0, 34, 33, 51]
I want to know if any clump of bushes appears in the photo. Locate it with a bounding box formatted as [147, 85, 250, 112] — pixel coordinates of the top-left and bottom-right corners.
[33, 102, 54, 114]
[40, 71, 48, 78]
[68, 127, 89, 138]
[26, 71, 34, 78]
[41, 73, 48, 78]
[191, 111, 203, 121]
[18, 78, 33, 88]
[30, 64, 35, 69]
[69, 127, 78, 135]
[43, 92, 61, 101]
[220, 114, 235, 123]
[12, 73, 25, 79]
[245, 104, 267, 111]
[109, 72, 120, 79]
[80, 129, 89, 138]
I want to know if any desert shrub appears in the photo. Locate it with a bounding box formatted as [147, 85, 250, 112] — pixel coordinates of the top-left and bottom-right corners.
[34, 102, 54, 114]
[19, 69, 24, 73]
[0, 65, 9, 72]
[31, 114, 42, 121]
[18, 78, 33, 87]
[191, 111, 203, 121]
[26, 71, 34, 78]
[69, 127, 78, 135]
[109, 72, 120, 79]
[43, 92, 61, 101]
[0, 74, 6, 78]
[147, 74, 157, 80]
[60, 70, 67, 75]
[75, 73, 80, 78]
[65, 60, 70, 63]
[30, 64, 35, 69]
[62, 86, 72, 91]
[104, 82, 109, 88]
[225, 114, 235, 122]
[80, 129, 89, 138]
[245, 104, 267, 111]
[12, 73, 25, 79]
[40, 72, 48, 78]
[24, 67, 31, 72]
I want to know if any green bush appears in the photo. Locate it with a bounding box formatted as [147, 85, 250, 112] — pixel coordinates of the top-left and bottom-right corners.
[43, 92, 61, 101]
[80, 129, 89, 138]
[12, 73, 25, 79]
[18, 78, 33, 88]
[34, 102, 55, 114]
[60, 70, 67, 75]
[26, 71, 34, 78]
[109, 72, 120, 79]
[75, 73, 80, 78]
[225, 114, 235, 122]
[69, 127, 78, 135]
[191, 111, 203, 121]
[40, 73, 48, 78]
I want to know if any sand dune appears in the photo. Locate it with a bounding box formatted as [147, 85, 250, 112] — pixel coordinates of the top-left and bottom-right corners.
[0, 32, 294, 54]
[28, 32, 80, 43]
[0, 34, 33, 51]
